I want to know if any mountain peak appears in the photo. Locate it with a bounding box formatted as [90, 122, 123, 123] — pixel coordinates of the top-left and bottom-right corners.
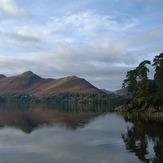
[0, 72, 102, 98]
[22, 71, 34, 76]
[19, 71, 41, 79]
[68, 75, 78, 78]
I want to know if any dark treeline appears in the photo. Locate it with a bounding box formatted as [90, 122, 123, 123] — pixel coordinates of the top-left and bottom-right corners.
[122, 52, 163, 112]
[38, 93, 124, 110]
[42, 92, 122, 104]
[0, 92, 124, 111]
[0, 93, 38, 103]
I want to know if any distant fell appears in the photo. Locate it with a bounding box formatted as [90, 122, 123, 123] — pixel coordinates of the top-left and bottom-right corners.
[101, 89, 113, 95]
[0, 74, 6, 79]
[114, 88, 128, 97]
[0, 71, 103, 98]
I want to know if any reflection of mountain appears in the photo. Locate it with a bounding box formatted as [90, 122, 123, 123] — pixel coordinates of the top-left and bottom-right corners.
[0, 105, 99, 133]
[122, 114, 163, 163]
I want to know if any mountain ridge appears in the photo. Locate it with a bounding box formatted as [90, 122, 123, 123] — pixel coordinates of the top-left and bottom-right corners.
[0, 71, 103, 98]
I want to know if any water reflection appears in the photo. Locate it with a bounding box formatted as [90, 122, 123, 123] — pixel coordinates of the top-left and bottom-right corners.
[0, 112, 139, 163]
[0, 103, 100, 133]
[122, 113, 163, 163]
[0, 103, 162, 163]
[0, 105, 99, 133]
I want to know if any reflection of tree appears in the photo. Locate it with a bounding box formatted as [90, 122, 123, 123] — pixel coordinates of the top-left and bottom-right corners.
[122, 115, 163, 163]
[122, 123, 149, 162]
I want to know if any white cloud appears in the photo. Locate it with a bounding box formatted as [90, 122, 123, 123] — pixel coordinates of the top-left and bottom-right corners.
[0, 0, 29, 18]
[49, 10, 138, 36]
[0, 8, 161, 91]
[0, 40, 135, 91]
[0, 10, 138, 49]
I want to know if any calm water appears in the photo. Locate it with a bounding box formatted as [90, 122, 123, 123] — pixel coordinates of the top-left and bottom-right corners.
[0, 103, 162, 163]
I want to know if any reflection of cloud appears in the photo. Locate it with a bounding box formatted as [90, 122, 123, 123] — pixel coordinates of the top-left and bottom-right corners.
[0, 113, 136, 163]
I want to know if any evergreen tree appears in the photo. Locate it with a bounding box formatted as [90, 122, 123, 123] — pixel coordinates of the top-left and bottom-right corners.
[135, 60, 151, 101]
[122, 52, 163, 111]
[152, 53, 163, 105]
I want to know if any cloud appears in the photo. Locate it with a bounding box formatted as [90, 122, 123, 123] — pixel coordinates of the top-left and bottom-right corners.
[0, 0, 29, 18]
[0, 10, 138, 49]
[6, 32, 43, 48]
[8, 32, 41, 43]
[0, 40, 135, 91]
[49, 10, 138, 36]
[134, 26, 163, 47]
[0, 11, 140, 90]
[0, 9, 160, 91]
[0, 23, 43, 48]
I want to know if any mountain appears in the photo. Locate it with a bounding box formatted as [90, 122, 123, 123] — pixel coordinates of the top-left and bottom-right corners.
[114, 88, 129, 97]
[0, 71, 103, 98]
[0, 74, 6, 79]
[101, 89, 113, 95]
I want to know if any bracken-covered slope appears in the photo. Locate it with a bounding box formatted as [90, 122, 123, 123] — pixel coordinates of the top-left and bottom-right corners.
[0, 71, 102, 98]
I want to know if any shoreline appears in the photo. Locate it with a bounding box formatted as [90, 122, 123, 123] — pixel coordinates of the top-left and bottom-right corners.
[115, 105, 163, 119]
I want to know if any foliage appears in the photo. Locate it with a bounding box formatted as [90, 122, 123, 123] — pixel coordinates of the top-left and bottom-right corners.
[0, 92, 124, 111]
[0, 93, 39, 103]
[152, 53, 163, 105]
[122, 52, 163, 111]
[42, 93, 124, 108]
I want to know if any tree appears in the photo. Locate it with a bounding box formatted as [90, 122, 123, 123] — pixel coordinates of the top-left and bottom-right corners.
[123, 60, 151, 107]
[153, 53, 163, 88]
[152, 53, 163, 104]
[135, 60, 151, 99]
[123, 69, 138, 96]
[123, 60, 151, 98]
[122, 52, 163, 111]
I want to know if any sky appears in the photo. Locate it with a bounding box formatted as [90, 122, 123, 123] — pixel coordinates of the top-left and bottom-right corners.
[0, 0, 162, 91]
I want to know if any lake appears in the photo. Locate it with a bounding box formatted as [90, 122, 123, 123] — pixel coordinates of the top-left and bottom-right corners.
[0, 103, 162, 163]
